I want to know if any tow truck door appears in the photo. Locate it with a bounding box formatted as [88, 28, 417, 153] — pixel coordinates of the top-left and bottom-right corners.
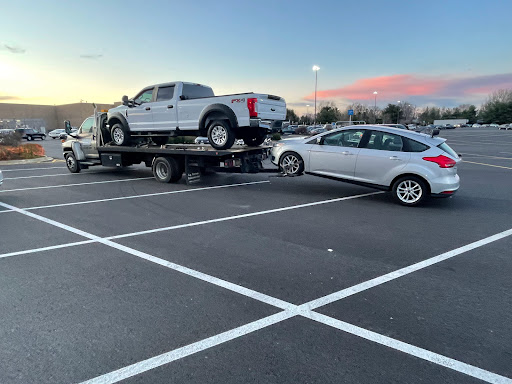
[77, 117, 98, 159]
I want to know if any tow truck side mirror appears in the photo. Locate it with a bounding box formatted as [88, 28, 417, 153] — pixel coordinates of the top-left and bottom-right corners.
[64, 120, 72, 134]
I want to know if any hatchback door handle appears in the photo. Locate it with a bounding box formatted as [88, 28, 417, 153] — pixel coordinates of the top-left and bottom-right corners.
[341, 151, 353, 155]
[167, 105, 173, 109]
[389, 156, 401, 160]
[145, 107, 151, 111]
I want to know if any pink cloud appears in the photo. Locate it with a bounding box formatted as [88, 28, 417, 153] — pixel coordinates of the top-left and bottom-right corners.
[304, 73, 512, 103]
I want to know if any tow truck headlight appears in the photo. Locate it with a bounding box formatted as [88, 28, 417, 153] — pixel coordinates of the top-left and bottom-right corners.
[273, 142, 285, 148]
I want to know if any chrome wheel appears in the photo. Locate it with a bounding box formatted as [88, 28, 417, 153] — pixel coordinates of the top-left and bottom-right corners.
[112, 127, 124, 145]
[210, 125, 228, 146]
[396, 180, 423, 204]
[281, 154, 301, 175]
[155, 162, 168, 180]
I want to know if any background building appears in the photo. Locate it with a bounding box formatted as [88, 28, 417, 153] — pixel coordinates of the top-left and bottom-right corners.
[0, 102, 120, 132]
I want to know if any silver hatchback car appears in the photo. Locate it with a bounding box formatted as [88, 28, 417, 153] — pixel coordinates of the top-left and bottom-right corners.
[271, 125, 460, 206]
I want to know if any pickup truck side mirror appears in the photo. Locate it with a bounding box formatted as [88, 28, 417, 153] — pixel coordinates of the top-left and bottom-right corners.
[122, 95, 129, 105]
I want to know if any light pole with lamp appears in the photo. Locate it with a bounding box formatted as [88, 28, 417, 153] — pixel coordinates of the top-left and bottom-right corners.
[306, 104, 310, 124]
[373, 91, 378, 123]
[397, 100, 401, 124]
[313, 66, 320, 125]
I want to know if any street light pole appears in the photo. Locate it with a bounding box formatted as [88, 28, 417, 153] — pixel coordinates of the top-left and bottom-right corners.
[397, 100, 401, 124]
[306, 104, 310, 124]
[313, 66, 320, 125]
[373, 91, 378, 123]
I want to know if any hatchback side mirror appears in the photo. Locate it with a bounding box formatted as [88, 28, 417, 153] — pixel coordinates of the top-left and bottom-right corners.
[316, 137, 323, 144]
[431, 129, 440, 137]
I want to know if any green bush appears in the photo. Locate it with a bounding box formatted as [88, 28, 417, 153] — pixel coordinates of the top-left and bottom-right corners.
[271, 133, 282, 141]
[0, 131, 22, 147]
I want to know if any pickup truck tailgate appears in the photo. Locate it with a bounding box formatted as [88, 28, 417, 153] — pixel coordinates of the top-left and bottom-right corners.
[257, 95, 286, 120]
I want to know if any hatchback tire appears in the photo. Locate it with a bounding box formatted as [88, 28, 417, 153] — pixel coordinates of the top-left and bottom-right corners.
[279, 152, 304, 176]
[392, 176, 427, 206]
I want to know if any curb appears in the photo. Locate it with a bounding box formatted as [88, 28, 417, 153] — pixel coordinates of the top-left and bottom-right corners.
[0, 156, 55, 166]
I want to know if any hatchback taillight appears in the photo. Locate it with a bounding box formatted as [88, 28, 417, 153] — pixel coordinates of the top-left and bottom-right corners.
[247, 98, 258, 118]
[422, 155, 456, 168]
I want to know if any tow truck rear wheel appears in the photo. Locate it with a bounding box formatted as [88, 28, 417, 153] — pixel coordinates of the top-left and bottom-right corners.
[207, 120, 236, 150]
[152, 156, 182, 183]
[65, 153, 81, 173]
[111, 123, 130, 146]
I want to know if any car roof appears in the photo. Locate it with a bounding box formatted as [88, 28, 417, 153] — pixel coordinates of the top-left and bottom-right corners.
[317, 124, 446, 145]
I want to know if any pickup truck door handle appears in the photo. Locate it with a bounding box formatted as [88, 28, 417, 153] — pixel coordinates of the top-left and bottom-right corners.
[341, 151, 353, 155]
[271, 108, 276, 112]
[389, 156, 401, 160]
[145, 107, 151, 111]
[167, 105, 173, 109]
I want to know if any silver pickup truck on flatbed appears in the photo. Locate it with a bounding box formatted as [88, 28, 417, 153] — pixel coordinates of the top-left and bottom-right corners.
[106, 81, 286, 150]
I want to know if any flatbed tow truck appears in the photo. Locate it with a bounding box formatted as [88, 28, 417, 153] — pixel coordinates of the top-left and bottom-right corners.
[62, 106, 277, 184]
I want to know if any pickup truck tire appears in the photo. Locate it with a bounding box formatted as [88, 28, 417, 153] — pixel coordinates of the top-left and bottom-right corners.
[65, 153, 81, 173]
[279, 152, 304, 176]
[152, 156, 182, 183]
[243, 131, 266, 146]
[111, 123, 130, 146]
[207, 120, 235, 150]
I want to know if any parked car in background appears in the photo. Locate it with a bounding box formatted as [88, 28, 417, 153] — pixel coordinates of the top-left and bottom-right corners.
[489, 123, 499, 128]
[498, 124, 511, 130]
[271, 125, 460, 206]
[281, 125, 297, 135]
[472, 123, 481, 128]
[380, 124, 409, 130]
[0, 169, 3, 187]
[444, 124, 455, 129]
[15, 128, 46, 141]
[194, 136, 210, 144]
[48, 129, 66, 139]
[309, 127, 327, 135]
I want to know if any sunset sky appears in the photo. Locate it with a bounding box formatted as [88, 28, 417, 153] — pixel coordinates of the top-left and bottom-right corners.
[1, 0, 511, 114]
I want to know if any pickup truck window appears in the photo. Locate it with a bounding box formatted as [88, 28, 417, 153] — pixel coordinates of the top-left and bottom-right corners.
[156, 86, 175, 101]
[135, 88, 154, 104]
[182, 84, 214, 99]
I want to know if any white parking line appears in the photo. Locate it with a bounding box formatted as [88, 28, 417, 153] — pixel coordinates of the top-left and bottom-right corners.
[5, 173, 75, 180]
[1, 166, 66, 172]
[0, 240, 96, 260]
[2, 199, 512, 384]
[306, 312, 512, 384]
[0, 181, 270, 213]
[301, 227, 512, 310]
[460, 153, 512, 160]
[78, 311, 296, 384]
[462, 161, 512, 170]
[0, 177, 154, 193]
[106, 192, 384, 240]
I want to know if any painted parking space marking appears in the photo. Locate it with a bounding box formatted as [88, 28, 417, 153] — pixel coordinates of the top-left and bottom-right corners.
[462, 160, 512, 170]
[0, 181, 270, 213]
[0, 176, 154, 193]
[2, 199, 512, 383]
[1, 166, 67, 172]
[5, 173, 77, 180]
[460, 153, 512, 160]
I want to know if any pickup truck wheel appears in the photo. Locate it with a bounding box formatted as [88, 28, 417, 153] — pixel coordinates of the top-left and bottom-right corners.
[207, 120, 235, 150]
[111, 123, 130, 146]
[279, 152, 304, 176]
[243, 132, 266, 146]
[152, 156, 182, 183]
[65, 153, 81, 173]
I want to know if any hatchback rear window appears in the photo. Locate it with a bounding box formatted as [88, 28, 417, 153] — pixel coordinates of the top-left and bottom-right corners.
[438, 142, 458, 158]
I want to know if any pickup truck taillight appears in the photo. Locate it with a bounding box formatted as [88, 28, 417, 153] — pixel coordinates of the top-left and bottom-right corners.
[247, 98, 258, 118]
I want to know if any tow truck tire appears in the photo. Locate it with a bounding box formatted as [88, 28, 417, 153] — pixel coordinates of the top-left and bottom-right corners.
[111, 123, 130, 146]
[152, 156, 182, 183]
[65, 153, 81, 173]
[243, 131, 266, 146]
[207, 120, 235, 150]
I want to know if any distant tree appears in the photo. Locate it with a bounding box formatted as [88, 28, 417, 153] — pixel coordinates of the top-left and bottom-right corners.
[300, 115, 312, 124]
[316, 101, 342, 123]
[479, 89, 512, 123]
[383, 104, 400, 123]
[286, 109, 299, 123]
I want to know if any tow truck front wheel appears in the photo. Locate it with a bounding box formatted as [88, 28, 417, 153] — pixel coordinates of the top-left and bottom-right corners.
[152, 156, 182, 183]
[111, 123, 130, 146]
[65, 153, 81, 173]
[207, 120, 235, 150]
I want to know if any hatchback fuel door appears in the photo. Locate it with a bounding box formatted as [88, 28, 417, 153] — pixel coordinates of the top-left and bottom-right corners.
[308, 129, 365, 179]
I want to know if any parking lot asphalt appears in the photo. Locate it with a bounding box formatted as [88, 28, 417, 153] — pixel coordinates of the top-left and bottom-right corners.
[0, 127, 511, 383]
